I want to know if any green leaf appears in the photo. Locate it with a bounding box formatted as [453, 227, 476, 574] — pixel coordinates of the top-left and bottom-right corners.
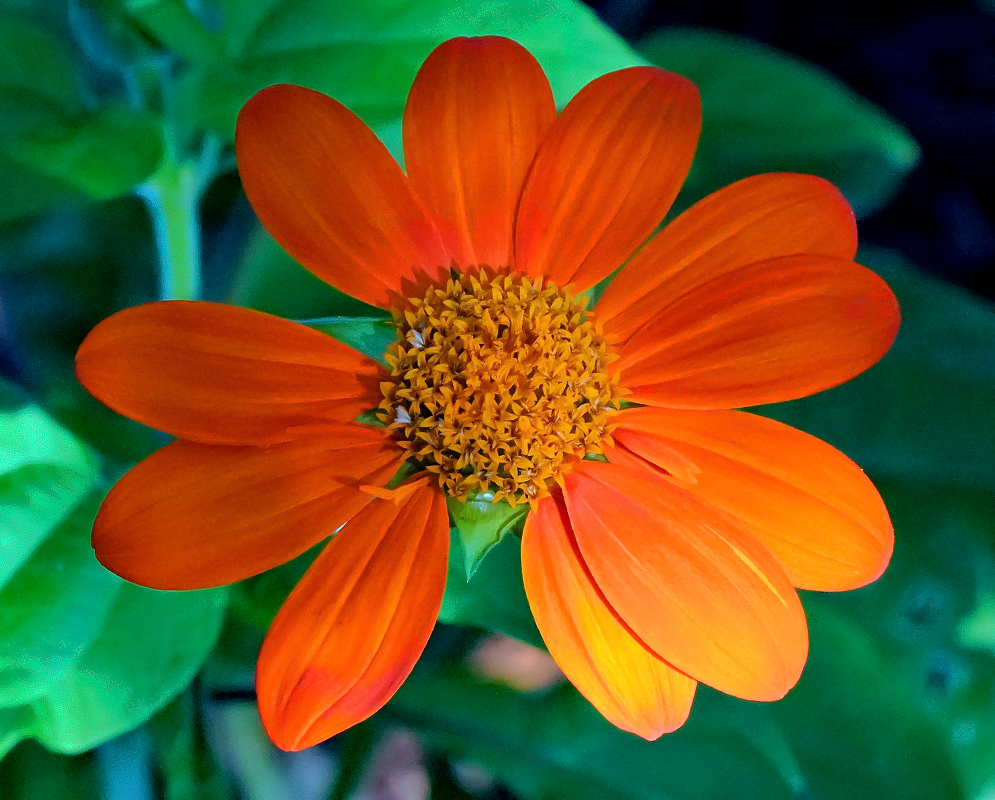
[639, 27, 920, 217]
[439, 530, 543, 649]
[392, 668, 794, 800]
[0, 489, 227, 756]
[759, 246, 995, 493]
[7, 105, 165, 200]
[0, 399, 101, 586]
[0, 18, 88, 219]
[188, 0, 644, 138]
[765, 600, 964, 800]
[123, 0, 224, 62]
[229, 227, 382, 319]
[0, 395, 226, 755]
[0, 740, 100, 800]
[447, 494, 528, 579]
[303, 316, 395, 365]
[0, 18, 82, 121]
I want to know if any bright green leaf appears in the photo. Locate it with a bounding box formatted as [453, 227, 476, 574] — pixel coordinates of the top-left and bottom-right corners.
[0, 395, 226, 756]
[0, 486, 227, 757]
[639, 28, 920, 216]
[0, 400, 100, 587]
[189, 0, 643, 138]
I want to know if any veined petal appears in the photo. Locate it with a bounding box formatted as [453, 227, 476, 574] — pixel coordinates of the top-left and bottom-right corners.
[596, 173, 858, 342]
[616, 255, 900, 409]
[523, 494, 696, 739]
[515, 67, 700, 291]
[563, 452, 808, 701]
[613, 407, 893, 591]
[257, 483, 449, 751]
[236, 84, 449, 308]
[404, 36, 555, 270]
[75, 301, 381, 445]
[92, 426, 404, 590]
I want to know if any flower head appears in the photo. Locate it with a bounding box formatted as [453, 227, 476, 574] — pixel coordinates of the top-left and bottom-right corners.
[75, 36, 899, 749]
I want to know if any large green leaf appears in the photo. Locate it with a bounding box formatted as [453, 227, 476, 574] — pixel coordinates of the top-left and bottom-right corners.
[760, 246, 995, 493]
[639, 28, 919, 217]
[0, 396, 226, 756]
[186, 0, 644, 138]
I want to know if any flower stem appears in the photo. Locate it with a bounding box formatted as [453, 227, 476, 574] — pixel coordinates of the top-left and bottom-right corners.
[139, 156, 202, 302]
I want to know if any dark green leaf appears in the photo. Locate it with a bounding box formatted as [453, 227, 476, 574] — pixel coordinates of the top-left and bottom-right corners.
[439, 530, 542, 649]
[0, 740, 100, 799]
[124, 0, 224, 62]
[7, 105, 165, 200]
[759, 246, 995, 493]
[639, 28, 919, 216]
[229, 227, 382, 319]
[0, 17, 81, 120]
[392, 667, 794, 800]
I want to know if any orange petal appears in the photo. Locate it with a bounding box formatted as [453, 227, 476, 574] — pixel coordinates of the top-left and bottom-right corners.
[522, 494, 696, 739]
[236, 84, 449, 308]
[257, 483, 449, 751]
[404, 37, 555, 270]
[596, 173, 858, 342]
[515, 67, 700, 290]
[563, 452, 808, 701]
[616, 255, 900, 409]
[92, 425, 405, 590]
[75, 301, 382, 445]
[613, 407, 893, 591]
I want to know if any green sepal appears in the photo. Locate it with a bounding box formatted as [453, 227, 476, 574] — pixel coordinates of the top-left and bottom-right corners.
[447, 493, 529, 580]
[302, 315, 395, 365]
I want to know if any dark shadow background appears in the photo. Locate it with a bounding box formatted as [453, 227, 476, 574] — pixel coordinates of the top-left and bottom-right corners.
[585, 0, 995, 303]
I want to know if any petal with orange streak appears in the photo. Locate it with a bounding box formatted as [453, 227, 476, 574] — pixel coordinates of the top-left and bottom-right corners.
[92, 425, 405, 590]
[257, 483, 449, 751]
[613, 407, 893, 591]
[616, 255, 900, 409]
[523, 494, 696, 739]
[404, 37, 555, 270]
[75, 301, 382, 445]
[515, 67, 700, 290]
[596, 173, 858, 342]
[236, 84, 448, 308]
[563, 452, 808, 701]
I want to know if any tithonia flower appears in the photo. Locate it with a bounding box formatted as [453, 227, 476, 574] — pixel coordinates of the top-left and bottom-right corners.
[76, 36, 900, 749]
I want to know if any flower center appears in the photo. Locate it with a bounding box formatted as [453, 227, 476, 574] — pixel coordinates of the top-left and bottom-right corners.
[380, 270, 622, 505]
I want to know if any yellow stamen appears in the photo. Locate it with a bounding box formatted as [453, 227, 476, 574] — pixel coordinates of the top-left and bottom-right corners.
[380, 269, 621, 505]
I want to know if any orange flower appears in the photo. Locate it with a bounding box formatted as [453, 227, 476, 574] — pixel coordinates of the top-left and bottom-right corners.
[75, 36, 900, 749]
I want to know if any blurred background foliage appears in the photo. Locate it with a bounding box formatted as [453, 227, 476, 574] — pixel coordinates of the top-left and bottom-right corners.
[0, 0, 993, 798]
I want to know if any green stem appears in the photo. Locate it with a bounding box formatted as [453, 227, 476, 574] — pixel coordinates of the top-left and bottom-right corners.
[140, 155, 202, 301]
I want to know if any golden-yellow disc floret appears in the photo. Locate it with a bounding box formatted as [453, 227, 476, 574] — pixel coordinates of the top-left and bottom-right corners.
[380, 270, 622, 505]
